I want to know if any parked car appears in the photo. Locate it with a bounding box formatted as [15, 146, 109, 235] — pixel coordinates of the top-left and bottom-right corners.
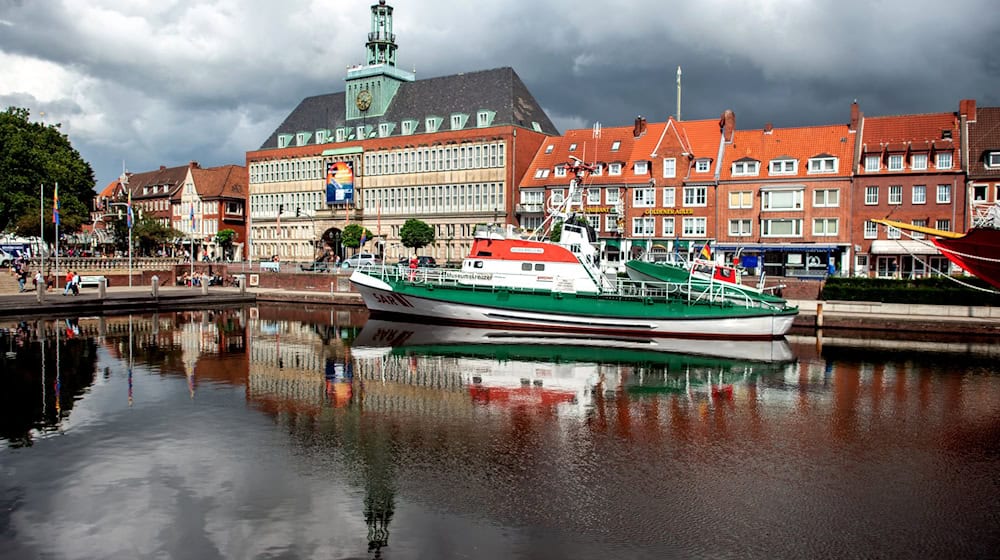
[397, 255, 438, 268]
[342, 253, 382, 268]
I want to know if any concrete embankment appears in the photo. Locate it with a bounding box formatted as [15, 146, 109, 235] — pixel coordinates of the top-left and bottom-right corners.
[0, 286, 255, 319]
[789, 299, 1000, 335]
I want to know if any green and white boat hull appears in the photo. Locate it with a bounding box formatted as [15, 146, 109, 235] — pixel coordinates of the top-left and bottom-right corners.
[351, 267, 797, 340]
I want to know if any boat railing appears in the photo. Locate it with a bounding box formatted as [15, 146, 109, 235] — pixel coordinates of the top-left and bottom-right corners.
[361, 264, 788, 311]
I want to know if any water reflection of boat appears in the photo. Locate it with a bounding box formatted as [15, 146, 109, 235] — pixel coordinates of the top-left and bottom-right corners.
[354, 319, 795, 363]
[352, 319, 797, 413]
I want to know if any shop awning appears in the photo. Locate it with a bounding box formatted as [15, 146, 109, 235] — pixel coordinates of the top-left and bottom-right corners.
[870, 240, 940, 255]
[630, 239, 647, 249]
[603, 238, 621, 249]
[715, 243, 842, 252]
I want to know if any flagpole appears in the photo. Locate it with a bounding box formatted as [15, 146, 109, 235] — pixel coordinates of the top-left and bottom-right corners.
[40, 183, 45, 276]
[123, 164, 133, 288]
[54, 182, 60, 290]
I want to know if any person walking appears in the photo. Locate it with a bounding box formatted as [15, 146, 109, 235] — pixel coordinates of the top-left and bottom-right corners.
[17, 268, 28, 292]
[63, 270, 75, 295]
[71, 271, 81, 295]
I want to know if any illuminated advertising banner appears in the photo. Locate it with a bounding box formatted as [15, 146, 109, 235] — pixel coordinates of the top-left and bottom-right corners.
[326, 161, 355, 205]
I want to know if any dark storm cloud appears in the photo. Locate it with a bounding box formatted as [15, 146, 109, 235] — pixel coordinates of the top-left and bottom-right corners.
[1, 0, 997, 186]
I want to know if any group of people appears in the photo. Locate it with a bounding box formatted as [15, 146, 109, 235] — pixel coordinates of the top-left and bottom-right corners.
[62, 271, 81, 296]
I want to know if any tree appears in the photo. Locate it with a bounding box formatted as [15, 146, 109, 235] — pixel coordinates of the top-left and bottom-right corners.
[107, 212, 183, 256]
[215, 229, 237, 260]
[0, 107, 95, 234]
[342, 223, 373, 251]
[399, 219, 434, 251]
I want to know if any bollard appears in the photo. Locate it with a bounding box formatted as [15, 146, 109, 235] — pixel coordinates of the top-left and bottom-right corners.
[239, 276, 246, 296]
[36, 279, 45, 303]
[816, 302, 824, 328]
[201, 275, 208, 296]
[98, 278, 107, 300]
[151, 275, 160, 299]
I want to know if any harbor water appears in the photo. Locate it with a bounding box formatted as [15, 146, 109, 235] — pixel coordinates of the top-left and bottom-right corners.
[1, 305, 998, 559]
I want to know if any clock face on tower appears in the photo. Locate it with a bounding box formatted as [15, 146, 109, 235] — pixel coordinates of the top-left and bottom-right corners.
[356, 90, 373, 112]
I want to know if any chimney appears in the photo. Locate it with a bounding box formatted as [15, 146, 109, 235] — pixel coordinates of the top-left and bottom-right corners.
[764, 122, 773, 134]
[959, 99, 976, 122]
[189, 161, 200, 169]
[719, 110, 736, 142]
[633, 115, 647, 138]
[849, 100, 860, 132]
[159, 165, 166, 171]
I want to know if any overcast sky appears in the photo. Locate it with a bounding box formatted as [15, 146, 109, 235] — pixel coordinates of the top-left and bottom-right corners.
[2, 0, 998, 189]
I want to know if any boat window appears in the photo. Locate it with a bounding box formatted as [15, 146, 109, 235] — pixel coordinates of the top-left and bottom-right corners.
[476, 251, 492, 257]
[521, 263, 532, 271]
[534, 264, 545, 271]
[474, 261, 484, 268]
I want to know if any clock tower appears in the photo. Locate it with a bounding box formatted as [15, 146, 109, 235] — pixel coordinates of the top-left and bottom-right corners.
[346, 0, 414, 121]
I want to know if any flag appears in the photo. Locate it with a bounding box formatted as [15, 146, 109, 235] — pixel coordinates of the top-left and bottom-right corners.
[700, 240, 712, 260]
[360, 231, 367, 246]
[189, 203, 195, 231]
[52, 183, 60, 226]
[126, 178, 133, 228]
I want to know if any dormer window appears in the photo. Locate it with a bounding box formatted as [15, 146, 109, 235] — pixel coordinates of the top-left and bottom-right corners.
[450, 114, 468, 130]
[808, 157, 838, 173]
[476, 110, 495, 127]
[296, 132, 311, 146]
[887, 154, 903, 171]
[608, 163, 623, 175]
[554, 165, 567, 177]
[277, 134, 293, 149]
[732, 160, 759, 176]
[911, 153, 928, 170]
[544, 144, 554, 154]
[936, 152, 953, 169]
[425, 116, 442, 133]
[592, 163, 603, 176]
[378, 122, 395, 137]
[568, 143, 577, 151]
[864, 154, 880, 172]
[634, 161, 648, 174]
[769, 159, 797, 175]
[315, 129, 328, 144]
[610, 141, 621, 151]
[401, 120, 417, 135]
[988, 152, 1000, 168]
[335, 128, 347, 142]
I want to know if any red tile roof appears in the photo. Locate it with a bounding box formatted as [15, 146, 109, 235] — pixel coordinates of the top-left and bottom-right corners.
[720, 124, 855, 181]
[967, 106, 1000, 178]
[192, 165, 247, 199]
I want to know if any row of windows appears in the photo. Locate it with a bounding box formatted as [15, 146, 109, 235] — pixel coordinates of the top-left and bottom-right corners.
[863, 219, 949, 238]
[172, 201, 222, 216]
[250, 192, 326, 218]
[368, 183, 505, 215]
[863, 152, 953, 172]
[276, 110, 518, 148]
[732, 156, 839, 177]
[725, 218, 840, 237]
[363, 142, 505, 176]
[249, 158, 326, 185]
[864, 184, 951, 205]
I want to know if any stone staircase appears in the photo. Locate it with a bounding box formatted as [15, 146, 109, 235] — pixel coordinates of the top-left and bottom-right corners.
[0, 270, 24, 295]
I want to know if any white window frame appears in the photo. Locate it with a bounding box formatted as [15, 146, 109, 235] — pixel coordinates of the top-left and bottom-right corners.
[633, 188, 656, 208]
[887, 226, 901, 239]
[729, 191, 753, 209]
[634, 161, 648, 175]
[729, 219, 752, 237]
[544, 144, 554, 154]
[682, 217, 707, 237]
[762, 188, 804, 211]
[865, 185, 879, 205]
[695, 159, 710, 173]
[807, 157, 838, 174]
[936, 219, 951, 231]
[812, 189, 840, 207]
[761, 218, 803, 237]
[554, 165, 567, 177]
[610, 141, 621, 151]
[682, 186, 707, 207]
[606, 188, 619, 204]
[887, 154, 904, 171]
[608, 163, 623, 176]
[662, 217, 675, 236]
[768, 159, 797, 175]
[911, 153, 928, 170]
[936, 152, 953, 169]
[888, 185, 903, 205]
[988, 152, 1000, 168]
[864, 155, 881, 172]
[605, 215, 618, 233]
[533, 168, 550, 179]
[586, 215, 601, 232]
[662, 158, 676, 178]
[520, 190, 543, 205]
[936, 184, 951, 203]
[632, 216, 655, 237]
[864, 220, 878, 239]
[568, 143, 578, 152]
[732, 161, 760, 176]
[912, 185, 926, 204]
[586, 188, 602, 205]
[812, 218, 839, 236]
[662, 188, 675, 207]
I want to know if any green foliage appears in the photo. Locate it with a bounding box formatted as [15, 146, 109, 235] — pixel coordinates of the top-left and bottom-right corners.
[820, 276, 1000, 306]
[0, 107, 95, 233]
[133, 216, 184, 256]
[399, 218, 435, 249]
[341, 223, 373, 249]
